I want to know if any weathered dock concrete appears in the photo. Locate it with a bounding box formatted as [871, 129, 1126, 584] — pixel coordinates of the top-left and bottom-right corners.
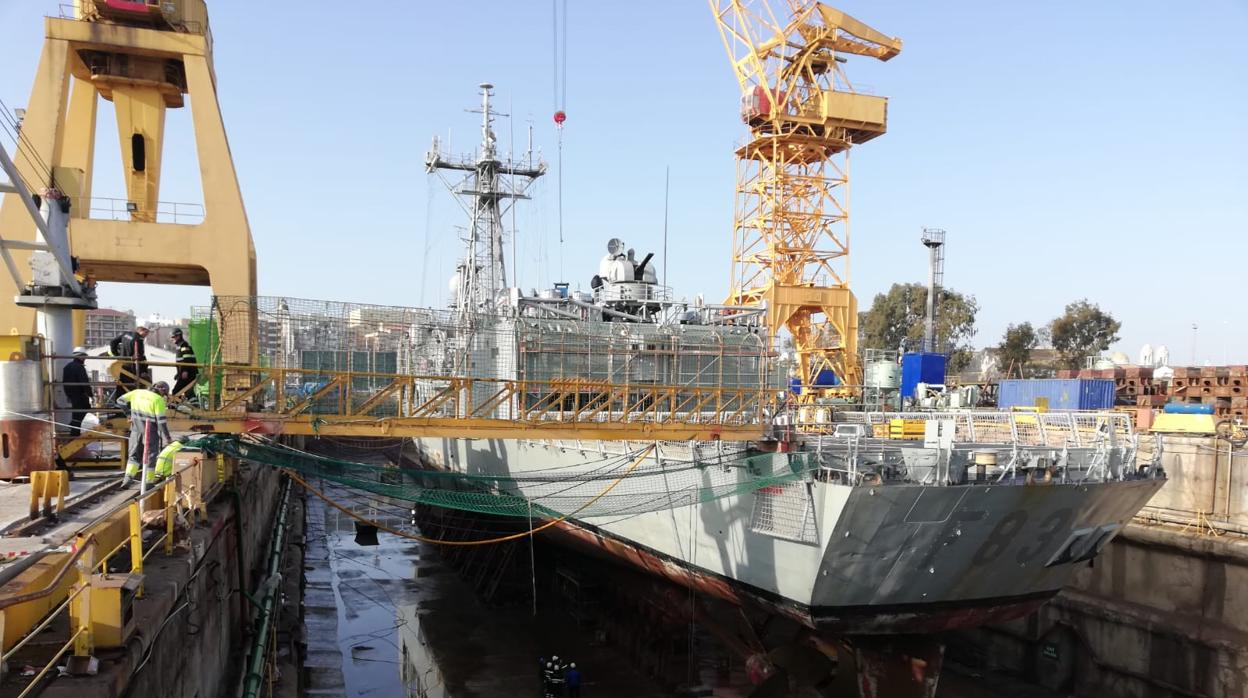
[954, 434, 1248, 697]
[18, 463, 292, 698]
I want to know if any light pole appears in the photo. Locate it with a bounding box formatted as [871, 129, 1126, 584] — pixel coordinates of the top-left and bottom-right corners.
[1191, 323, 1198, 366]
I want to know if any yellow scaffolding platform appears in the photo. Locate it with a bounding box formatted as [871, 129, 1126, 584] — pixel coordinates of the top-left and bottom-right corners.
[170, 362, 768, 442]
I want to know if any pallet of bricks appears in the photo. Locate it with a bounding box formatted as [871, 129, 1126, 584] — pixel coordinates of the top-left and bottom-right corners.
[1055, 366, 1162, 407]
[1167, 366, 1248, 420]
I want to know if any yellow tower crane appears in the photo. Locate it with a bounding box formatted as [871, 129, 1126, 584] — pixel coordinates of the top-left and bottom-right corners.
[710, 1, 901, 397]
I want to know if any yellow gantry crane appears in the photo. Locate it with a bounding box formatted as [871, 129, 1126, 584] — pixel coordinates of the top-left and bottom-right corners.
[710, 1, 901, 396]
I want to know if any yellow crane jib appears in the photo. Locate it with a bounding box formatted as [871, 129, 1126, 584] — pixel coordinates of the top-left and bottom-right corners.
[710, 1, 901, 399]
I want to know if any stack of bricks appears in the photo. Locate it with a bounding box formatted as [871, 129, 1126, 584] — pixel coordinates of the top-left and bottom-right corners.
[1168, 366, 1248, 420]
[1054, 366, 1160, 406]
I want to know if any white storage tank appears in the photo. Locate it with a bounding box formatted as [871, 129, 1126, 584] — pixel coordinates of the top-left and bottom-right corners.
[865, 360, 900, 389]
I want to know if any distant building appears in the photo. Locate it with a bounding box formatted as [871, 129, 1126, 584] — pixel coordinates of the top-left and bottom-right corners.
[139, 313, 189, 351]
[146, 324, 190, 352]
[85, 308, 135, 349]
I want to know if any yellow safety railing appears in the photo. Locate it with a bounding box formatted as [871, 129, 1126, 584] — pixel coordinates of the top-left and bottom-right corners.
[0, 453, 224, 691]
[186, 362, 765, 422]
[0, 535, 95, 698]
[87, 359, 772, 441]
[50, 353, 772, 442]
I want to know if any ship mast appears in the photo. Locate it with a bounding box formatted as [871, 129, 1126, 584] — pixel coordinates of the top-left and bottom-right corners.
[425, 83, 546, 315]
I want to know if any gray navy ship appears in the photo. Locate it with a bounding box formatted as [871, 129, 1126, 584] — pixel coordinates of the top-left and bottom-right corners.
[408, 83, 1166, 636]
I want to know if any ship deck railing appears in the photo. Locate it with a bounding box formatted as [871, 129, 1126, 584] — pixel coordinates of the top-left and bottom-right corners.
[790, 410, 1143, 487]
[796, 409, 1134, 448]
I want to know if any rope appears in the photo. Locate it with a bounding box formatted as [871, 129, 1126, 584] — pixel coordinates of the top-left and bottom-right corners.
[0, 408, 124, 440]
[551, 0, 567, 280]
[285, 443, 654, 546]
[0, 97, 54, 190]
[196, 433, 807, 518]
[557, 130, 564, 280]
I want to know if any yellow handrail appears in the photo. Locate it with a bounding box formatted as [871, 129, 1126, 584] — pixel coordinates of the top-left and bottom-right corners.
[0, 454, 213, 672]
[0, 534, 96, 611]
[15, 627, 86, 698]
[0, 585, 86, 663]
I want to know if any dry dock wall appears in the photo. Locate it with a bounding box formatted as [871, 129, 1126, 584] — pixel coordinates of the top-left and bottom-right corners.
[956, 434, 1248, 697]
[41, 463, 290, 698]
[1138, 435, 1247, 534]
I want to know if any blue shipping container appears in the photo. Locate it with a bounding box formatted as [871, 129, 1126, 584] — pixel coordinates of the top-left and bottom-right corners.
[789, 369, 840, 394]
[901, 352, 947, 398]
[1162, 402, 1214, 415]
[996, 379, 1116, 410]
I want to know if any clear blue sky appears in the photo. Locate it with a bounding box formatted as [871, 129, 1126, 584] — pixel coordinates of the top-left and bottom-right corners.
[2, 1, 1246, 363]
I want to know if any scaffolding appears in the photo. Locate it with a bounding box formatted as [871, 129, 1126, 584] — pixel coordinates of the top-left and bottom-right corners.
[178, 296, 774, 441]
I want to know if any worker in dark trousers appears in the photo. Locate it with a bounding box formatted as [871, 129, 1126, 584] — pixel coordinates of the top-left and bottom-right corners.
[565, 662, 581, 698]
[109, 326, 148, 404]
[170, 328, 198, 400]
[62, 347, 92, 436]
[548, 656, 566, 697]
[542, 661, 557, 698]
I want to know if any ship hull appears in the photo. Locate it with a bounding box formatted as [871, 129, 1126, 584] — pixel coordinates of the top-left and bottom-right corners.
[416, 436, 1164, 634]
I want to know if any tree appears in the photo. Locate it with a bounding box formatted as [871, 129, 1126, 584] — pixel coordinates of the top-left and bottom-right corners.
[859, 283, 979, 372]
[1048, 300, 1121, 369]
[997, 322, 1039, 377]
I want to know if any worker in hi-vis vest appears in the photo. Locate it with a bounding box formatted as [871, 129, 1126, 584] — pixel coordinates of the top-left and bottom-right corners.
[151, 436, 192, 484]
[118, 381, 172, 488]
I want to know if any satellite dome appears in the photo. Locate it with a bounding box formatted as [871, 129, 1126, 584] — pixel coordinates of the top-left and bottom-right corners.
[1156, 345, 1170, 367]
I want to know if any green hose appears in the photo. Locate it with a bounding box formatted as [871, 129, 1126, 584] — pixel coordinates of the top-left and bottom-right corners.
[239, 475, 292, 698]
[229, 486, 248, 600]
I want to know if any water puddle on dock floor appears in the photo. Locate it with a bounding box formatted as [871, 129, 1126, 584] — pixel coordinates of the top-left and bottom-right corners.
[303, 489, 745, 698]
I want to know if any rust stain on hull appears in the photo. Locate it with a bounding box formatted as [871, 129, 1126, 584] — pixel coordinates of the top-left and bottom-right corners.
[542, 517, 1057, 635]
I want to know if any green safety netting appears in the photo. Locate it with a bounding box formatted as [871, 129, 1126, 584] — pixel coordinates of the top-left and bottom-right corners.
[192, 435, 816, 518]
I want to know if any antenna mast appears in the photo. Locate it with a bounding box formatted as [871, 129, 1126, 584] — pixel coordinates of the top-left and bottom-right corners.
[426, 83, 546, 315]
